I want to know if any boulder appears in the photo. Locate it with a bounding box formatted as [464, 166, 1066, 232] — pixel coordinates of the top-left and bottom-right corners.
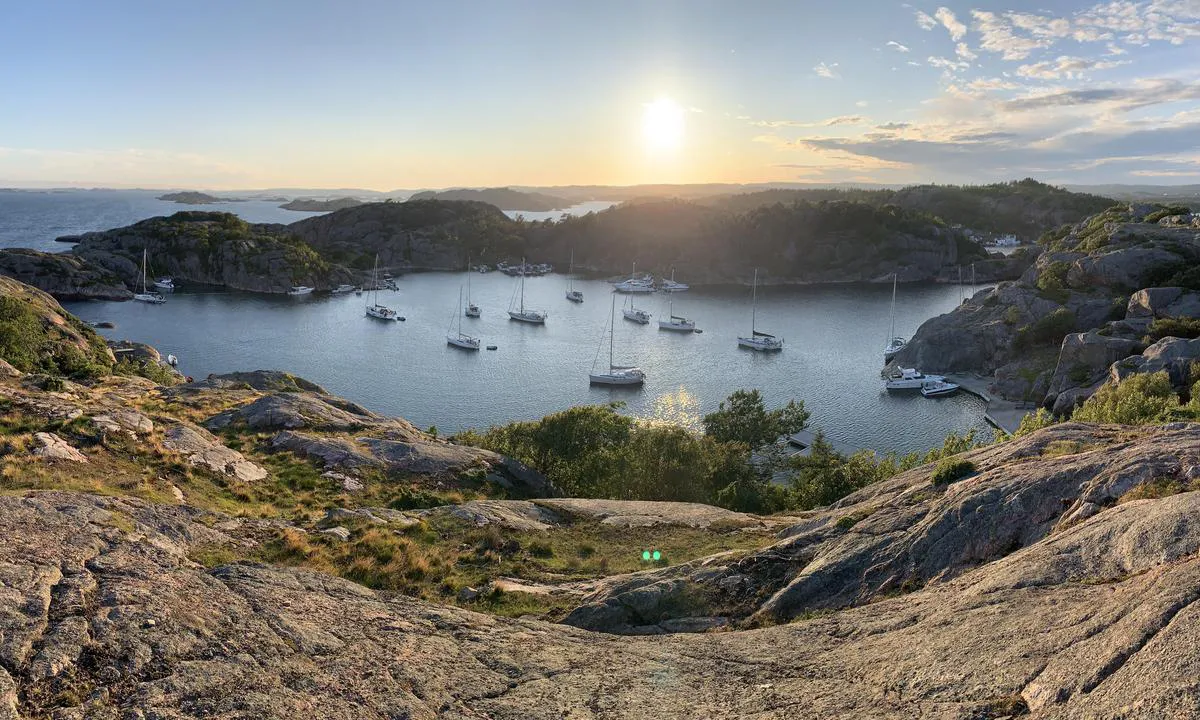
[205, 392, 415, 435]
[91, 408, 154, 436]
[1127, 286, 1200, 320]
[270, 431, 382, 469]
[181, 370, 328, 394]
[433, 500, 564, 532]
[162, 425, 268, 482]
[1109, 337, 1200, 389]
[538, 499, 761, 529]
[1068, 245, 1191, 291]
[1044, 330, 1142, 414]
[31, 432, 88, 463]
[356, 437, 493, 475]
[0, 359, 20, 378]
[318, 526, 351, 541]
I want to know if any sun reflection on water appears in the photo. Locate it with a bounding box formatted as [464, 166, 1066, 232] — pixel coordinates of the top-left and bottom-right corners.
[640, 386, 703, 431]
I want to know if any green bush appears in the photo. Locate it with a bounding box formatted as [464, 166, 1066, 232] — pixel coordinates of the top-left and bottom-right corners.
[1143, 205, 1191, 223]
[702, 389, 809, 448]
[1036, 261, 1070, 292]
[1014, 308, 1076, 350]
[931, 459, 976, 485]
[1145, 317, 1200, 342]
[1072, 372, 1189, 425]
[1015, 408, 1057, 435]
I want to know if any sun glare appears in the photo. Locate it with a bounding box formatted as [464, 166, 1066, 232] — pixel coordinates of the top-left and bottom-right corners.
[642, 97, 685, 153]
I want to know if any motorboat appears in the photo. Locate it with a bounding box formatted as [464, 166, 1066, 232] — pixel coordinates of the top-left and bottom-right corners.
[885, 368, 946, 391]
[133, 249, 166, 304]
[154, 277, 175, 291]
[331, 284, 356, 295]
[622, 295, 650, 324]
[166, 354, 178, 366]
[921, 379, 960, 397]
[590, 295, 646, 386]
[737, 268, 782, 351]
[507, 256, 547, 323]
[288, 286, 314, 296]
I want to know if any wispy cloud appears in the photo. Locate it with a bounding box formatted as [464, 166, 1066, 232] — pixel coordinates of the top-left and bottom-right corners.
[886, 40, 911, 53]
[955, 42, 978, 61]
[814, 61, 840, 79]
[935, 7, 968, 40]
[915, 10, 938, 30]
[825, 115, 868, 126]
[1016, 55, 1129, 80]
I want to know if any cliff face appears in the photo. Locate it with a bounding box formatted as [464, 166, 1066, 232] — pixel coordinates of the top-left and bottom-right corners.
[898, 204, 1200, 406]
[0, 248, 131, 301]
[68, 212, 351, 294]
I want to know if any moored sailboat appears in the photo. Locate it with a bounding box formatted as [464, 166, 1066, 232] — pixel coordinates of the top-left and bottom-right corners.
[737, 268, 782, 351]
[133, 249, 166, 304]
[622, 294, 650, 324]
[447, 287, 481, 350]
[566, 250, 583, 303]
[884, 272, 906, 361]
[507, 256, 547, 324]
[590, 295, 645, 386]
[465, 255, 481, 317]
[365, 255, 397, 320]
[658, 298, 695, 332]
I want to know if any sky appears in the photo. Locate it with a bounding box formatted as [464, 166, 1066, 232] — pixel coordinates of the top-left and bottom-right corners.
[3, 0, 1200, 189]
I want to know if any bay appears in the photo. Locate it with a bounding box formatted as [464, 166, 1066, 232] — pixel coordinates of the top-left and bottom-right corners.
[65, 274, 994, 454]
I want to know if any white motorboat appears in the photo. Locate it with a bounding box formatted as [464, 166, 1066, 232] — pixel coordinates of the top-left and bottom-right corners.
[507, 256, 547, 323]
[287, 286, 314, 296]
[364, 255, 397, 320]
[921, 379, 960, 397]
[622, 295, 650, 324]
[166, 354, 178, 366]
[465, 255, 481, 317]
[566, 250, 583, 303]
[660, 267, 689, 292]
[590, 295, 646, 386]
[658, 298, 695, 331]
[737, 268, 782, 351]
[331, 284, 356, 295]
[154, 277, 175, 291]
[133, 249, 166, 304]
[447, 287, 481, 350]
[885, 368, 946, 391]
[884, 273, 907, 361]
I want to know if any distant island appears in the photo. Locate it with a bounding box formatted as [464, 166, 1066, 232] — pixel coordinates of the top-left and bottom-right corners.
[280, 197, 364, 212]
[407, 187, 570, 212]
[157, 191, 228, 204]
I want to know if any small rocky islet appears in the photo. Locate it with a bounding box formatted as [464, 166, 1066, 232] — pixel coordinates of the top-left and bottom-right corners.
[0, 184, 1199, 717]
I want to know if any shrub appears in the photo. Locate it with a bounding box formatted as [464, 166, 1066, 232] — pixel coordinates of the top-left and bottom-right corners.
[1015, 408, 1057, 436]
[1145, 317, 1200, 342]
[527, 540, 554, 558]
[931, 459, 976, 485]
[1014, 308, 1076, 350]
[1071, 372, 1181, 425]
[1036, 260, 1070, 292]
[1143, 205, 1191, 223]
[702, 389, 809, 448]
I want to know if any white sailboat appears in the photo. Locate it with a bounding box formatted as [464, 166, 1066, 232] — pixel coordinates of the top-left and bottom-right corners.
[660, 267, 689, 292]
[465, 255, 481, 317]
[884, 272, 906, 361]
[132, 248, 166, 304]
[737, 268, 782, 351]
[447, 287, 480, 350]
[613, 261, 655, 293]
[365, 255, 397, 320]
[507, 256, 546, 324]
[622, 294, 650, 324]
[590, 295, 645, 386]
[658, 298, 695, 332]
[566, 250, 583, 303]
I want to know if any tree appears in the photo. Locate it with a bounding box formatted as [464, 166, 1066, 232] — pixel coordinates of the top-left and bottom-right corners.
[702, 389, 809, 448]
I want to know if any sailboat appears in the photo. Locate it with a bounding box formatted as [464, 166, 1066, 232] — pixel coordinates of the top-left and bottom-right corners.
[566, 250, 583, 303]
[737, 268, 782, 351]
[884, 272, 906, 361]
[365, 255, 398, 320]
[447, 287, 480, 350]
[465, 255, 481, 317]
[590, 295, 645, 386]
[132, 248, 166, 304]
[622, 294, 650, 324]
[507, 256, 546, 323]
[660, 267, 689, 292]
[612, 261, 655, 293]
[658, 297, 696, 332]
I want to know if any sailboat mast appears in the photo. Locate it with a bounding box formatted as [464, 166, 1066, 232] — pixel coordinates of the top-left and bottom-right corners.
[569, 250, 573, 292]
[141, 248, 148, 293]
[466, 254, 471, 303]
[520, 256, 526, 313]
[751, 268, 758, 333]
[890, 272, 898, 341]
[609, 293, 615, 369]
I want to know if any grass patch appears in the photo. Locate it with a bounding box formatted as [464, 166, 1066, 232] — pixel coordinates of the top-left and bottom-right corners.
[1119, 477, 1195, 504]
[931, 459, 976, 486]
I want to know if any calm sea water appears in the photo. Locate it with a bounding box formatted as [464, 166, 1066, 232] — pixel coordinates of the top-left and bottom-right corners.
[4, 189, 991, 453]
[64, 275, 992, 453]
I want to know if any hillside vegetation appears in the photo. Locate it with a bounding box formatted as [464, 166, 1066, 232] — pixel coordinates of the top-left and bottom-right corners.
[407, 186, 570, 211]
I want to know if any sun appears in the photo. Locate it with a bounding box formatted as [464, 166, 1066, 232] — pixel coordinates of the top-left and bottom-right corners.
[642, 97, 685, 153]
